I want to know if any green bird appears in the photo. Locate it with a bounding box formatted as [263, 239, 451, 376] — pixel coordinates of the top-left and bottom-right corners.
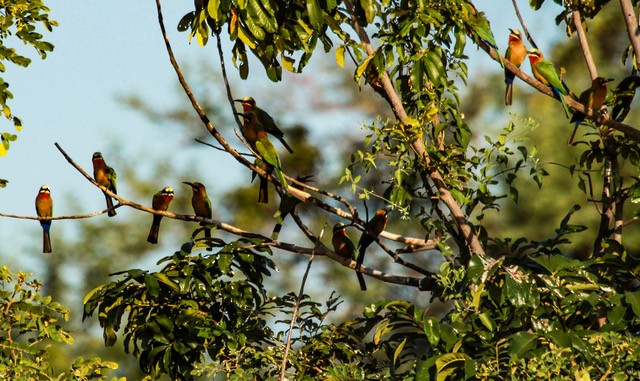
[234, 96, 294, 154]
[256, 129, 288, 189]
[92, 152, 117, 217]
[332, 223, 363, 290]
[147, 186, 174, 244]
[271, 175, 313, 240]
[611, 75, 640, 122]
[35, 185, 53, 253]
[504, 29, 527, 106]
[183, 181, 213, 251]
[236, 111, 270, 203]
[568, 77, 612, 145]
[527, 48, 571, 118]
[356, 209, 388, 291]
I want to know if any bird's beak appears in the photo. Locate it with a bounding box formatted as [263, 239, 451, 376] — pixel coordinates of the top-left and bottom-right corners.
[182, 181, 194, 188]
[233, 99, 243, 103]
[605, 78, 614, 83]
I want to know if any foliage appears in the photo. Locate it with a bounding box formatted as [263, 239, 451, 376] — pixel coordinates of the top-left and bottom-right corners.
[0, 266, 122, 380]
[0, 0, 57, 161]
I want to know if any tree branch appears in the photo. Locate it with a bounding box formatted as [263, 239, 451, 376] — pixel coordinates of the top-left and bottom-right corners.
[620, 0, 640, 69]
[511, 0, 538, 49]
[571, 7, 598, 79]
[343, 0, 485, 256]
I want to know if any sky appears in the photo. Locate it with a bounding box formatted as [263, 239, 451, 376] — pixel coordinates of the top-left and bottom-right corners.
[0, 1, 565, 269]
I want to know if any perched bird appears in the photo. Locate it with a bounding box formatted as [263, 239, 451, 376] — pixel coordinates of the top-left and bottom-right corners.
[253, 157, 269, 204]
[183, 181, 213, 251]
[147, 187, 174, 244]
[235, 111, 260, 150]
[35, 185, 53, 253]
[504, 29, 527, 106]
[355, 209, 388, 291]
[332, 223, 364, 289]
[527, 48, 571, 118]
[92, 152, 117, 217]
[271, 175, 313, 240]
[567, 77, 612, 145]
[234, 96, 294, 154]
[256, 129, 288, 189]
[611, 75, 640, 122]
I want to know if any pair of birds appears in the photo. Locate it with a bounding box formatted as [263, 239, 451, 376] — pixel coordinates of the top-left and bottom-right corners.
[234, 97, 293, 204]
[504, 29, 614, 144]
[34, 152, 122, 253]
[331, 209, 389, 291]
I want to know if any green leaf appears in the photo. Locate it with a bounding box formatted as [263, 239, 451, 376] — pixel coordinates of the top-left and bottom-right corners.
[355, 53, 375, 80]
[207, 0, 220, 21]
[360, 0, 375, 24]
[145, 273, 160, 298]
[306, 0, 323, 29]
[625, 291, 640, 317]
[153, 273, 180, 293]
[508, 331, 537, 359]
[393, 337, 407, 365]
[218, 253, 233, 273]
[335, 45, 345, 68]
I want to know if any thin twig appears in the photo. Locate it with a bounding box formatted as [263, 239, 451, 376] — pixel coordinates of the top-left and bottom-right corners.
[571, 6, 598, 79]
[511, 0, 538, 49]
[0, 209, 115, 221]
[280, 224, 325, 380]
[194, 138, 254, 157]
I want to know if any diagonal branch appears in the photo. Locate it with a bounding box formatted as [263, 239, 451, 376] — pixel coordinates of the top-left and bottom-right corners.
[571, 6, 598, 79]
[343, 0, 485, 256]
[620, 0, 640, 70]
[511, 0, 538, 49]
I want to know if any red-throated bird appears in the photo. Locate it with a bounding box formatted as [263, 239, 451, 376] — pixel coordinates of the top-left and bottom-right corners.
[147, 186, 174, 244]
[35, 185, 53, 253]
[235, 111, 260, 150]
[92, 152, 117, 217]
[611, 75, 640, 122]
[271, 175, 313, 240]
[234, 96, 294, 154]
[504, 29, 527, 106]
[567, 77, 612, 145]
[332, 223, 364, 290]
[527, 48, 571, 118]
[183, 181, 213, 251]
[355, 209, 388, 291]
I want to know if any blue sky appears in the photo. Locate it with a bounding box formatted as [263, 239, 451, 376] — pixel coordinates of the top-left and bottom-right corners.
[0, 0, 564, 266]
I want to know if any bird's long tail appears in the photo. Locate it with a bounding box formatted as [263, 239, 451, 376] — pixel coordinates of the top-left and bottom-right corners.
[258, 177, 269, 203]
[278, 136, 294, 154]
[553, 87, 571, 118]
[274, 168, 288, 189]
[202, 224, 213, 251]
[505, 82, 513, 106]
[271, 211, 286, 240]
[355, 245, 368, 291]
[104, 192, 116, 217]
[41, 223, 52, 253]
[147, 215, 162, 244]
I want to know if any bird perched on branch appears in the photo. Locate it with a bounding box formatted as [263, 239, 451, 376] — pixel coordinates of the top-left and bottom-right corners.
[567, 77, 612, 145]
[92, 152, 117, 217]
[356, 209, 388, 291]
[527, 48, 571, 118]
[504, 29, 527, 106]
[183, 181, 213, 251]
[332, 223, 364, 291]
[234, 96, 294, 154]
[271, 175, 313, 240]
[35, 185, 53, 253]
[611, 75, 640, 122]
[256, 129, 288, 189]
[147, 187, 174, 244]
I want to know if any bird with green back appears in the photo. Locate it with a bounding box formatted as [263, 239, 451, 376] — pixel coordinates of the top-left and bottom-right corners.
[504, 29, 527, 106]
[527, 48, 571, 118]
[234, 96, 294, 154]
[567, 77, 612, 145]
[183, 181, 213, 251]
[92, 152, 117, 217]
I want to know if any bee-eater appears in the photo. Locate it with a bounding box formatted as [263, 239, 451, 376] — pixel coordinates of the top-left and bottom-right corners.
[332, 223, 363, 290]
[611, 75, 640, 122]
[92, 152, 117, 217]
[183, 181, 213, 251]
[527, 48, 571, 118]
[504, 29, 527, 106]
[235, 111, 260, 150]
[271, 175, 313, 240]
[147, 187, 174, 244]
[355, 209, 388, 291]
[252, 157, 269, 204]
[567, 77, 612, 145]
[256, 130, 288, 189]
[234, 96, 294, 154]
[35, 185, 53, 253]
